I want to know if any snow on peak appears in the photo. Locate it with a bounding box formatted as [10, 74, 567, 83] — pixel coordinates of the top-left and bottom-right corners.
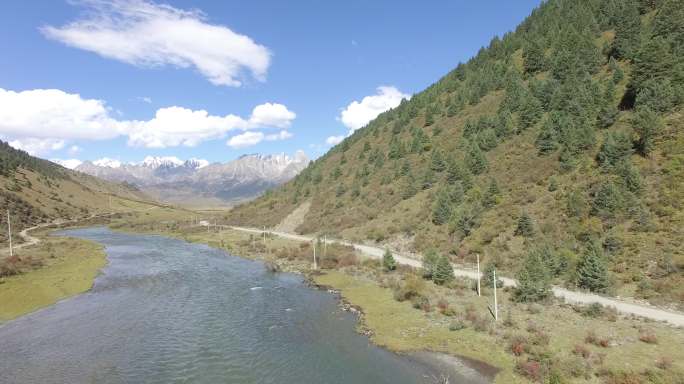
[185, 158, 209, 169]
[93, 158, 122, 168]
[51, 158, 83, 169]
[141, 156, 184, 168]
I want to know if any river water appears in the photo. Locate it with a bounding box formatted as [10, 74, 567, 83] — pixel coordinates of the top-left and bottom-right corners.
[0, 227, 487, 384]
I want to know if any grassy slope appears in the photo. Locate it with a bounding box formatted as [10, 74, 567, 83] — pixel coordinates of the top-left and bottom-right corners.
[226, 7, 684, 307]
[0, 235, 106, 321]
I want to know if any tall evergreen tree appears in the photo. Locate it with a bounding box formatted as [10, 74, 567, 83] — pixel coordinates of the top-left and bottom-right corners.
[482, 178, 500, 208]
[466, 142, 488, 175]
[632, 107, 663, 156]
[422, 249, 439, 278]
[514, 248, 552, 302]
[432, 189, 453, 225]
[612, 0, 642, 60]
[596, 131, 634, 169]
[535, 122, 557, 155]
[576, 242, 611, 293]
[432, 254, 455, 285]
[523, 38, 546, 75]
[514, 212, 535, 238]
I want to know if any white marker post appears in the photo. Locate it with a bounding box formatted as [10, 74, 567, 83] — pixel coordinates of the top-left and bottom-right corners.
[313, 240, 317, 270]
[7, 210, 13, 258]
[263, 226, 267, 247]
[493, 269, 498, 321]
[324, 234, 327, 258]
[476, 254, 481, 297]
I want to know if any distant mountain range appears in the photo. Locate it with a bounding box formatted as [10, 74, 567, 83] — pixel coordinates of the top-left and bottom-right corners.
[66, 152, 309, 206]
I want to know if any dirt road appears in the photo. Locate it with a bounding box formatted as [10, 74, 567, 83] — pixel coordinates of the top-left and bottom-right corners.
[229, 226, 684, 327]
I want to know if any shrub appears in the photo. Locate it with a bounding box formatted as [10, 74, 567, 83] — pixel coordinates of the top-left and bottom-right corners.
[382, 248, 396, 271]
[510, 336, 528, 356]
[411, 295, 431, 312]
[573, 344, 591, 359]
[392, 275, 425, 302]
[638, 331, 658, 344]
[448, 320, 467, 331]
[516, 360, 542, 382]
[655, 356, 672, 370]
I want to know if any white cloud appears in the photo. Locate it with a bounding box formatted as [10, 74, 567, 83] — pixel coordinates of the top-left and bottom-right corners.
[42, 0, 271, 87]
[68, 145, 82, 155]
[339, 86, 410, 132]
[226, 129, 293, 149]
[125, 106, 248, 148]
[8, 138, 66, 156]
[248, 103, 296, 128]
[0, 88, 125, 141]
[227, 131, 264, 149]
[265, 130, 293, 141]
[51, 158, 83, 169]
[0, 87, 296, 151]
[326, 135, 344, 145]
[137, 96, 152, 103]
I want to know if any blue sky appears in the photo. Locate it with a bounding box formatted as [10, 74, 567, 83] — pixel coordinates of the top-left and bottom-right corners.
[0, 0, 542, 166]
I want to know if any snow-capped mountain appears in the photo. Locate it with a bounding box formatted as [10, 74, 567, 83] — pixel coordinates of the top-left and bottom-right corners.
[73, 152, 309, 205]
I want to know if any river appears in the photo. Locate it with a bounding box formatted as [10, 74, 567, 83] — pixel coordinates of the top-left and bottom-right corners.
[0, 227, 489, 384]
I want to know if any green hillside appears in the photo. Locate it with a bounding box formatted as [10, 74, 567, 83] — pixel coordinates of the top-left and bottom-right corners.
[0, 140, 152, 245]
[227, 0, 684, 307]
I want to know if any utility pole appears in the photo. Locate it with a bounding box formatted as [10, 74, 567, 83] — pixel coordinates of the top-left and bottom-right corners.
[313, 240, 317, 270]
[476, 253, 481, 297]
[493, 269, 498, 321]
[7, 210, 12, 258]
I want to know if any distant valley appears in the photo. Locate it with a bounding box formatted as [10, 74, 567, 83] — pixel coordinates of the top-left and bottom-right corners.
[65, 152, 309, 206]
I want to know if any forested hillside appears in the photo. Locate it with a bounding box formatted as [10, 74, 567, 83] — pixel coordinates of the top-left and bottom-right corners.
[1, 140, 150, 245]
[227, 0, 684, 307]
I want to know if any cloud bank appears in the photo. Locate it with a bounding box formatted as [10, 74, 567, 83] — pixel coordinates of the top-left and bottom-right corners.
[326, 86, 410, 146]
[42, 0, 271, 87]
[0, 87, 295, 154]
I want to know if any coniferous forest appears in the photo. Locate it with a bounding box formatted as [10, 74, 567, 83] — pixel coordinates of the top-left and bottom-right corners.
[228, 0, 684, 307]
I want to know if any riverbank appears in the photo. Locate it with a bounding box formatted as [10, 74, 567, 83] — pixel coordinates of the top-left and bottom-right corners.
[0, 233, 106, 322]
[110, 212, 684, 384]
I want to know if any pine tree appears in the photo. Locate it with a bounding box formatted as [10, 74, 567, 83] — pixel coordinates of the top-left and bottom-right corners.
[535, 122, 557, 155]
[514, 248, 552, 302]
[430, 149, 446, 172]
[432, 254, 455, 285]
[432, 189, 452, 225]
[608, 57, 624, 84]
[523, 38, 546, 75]
[401, 173, 418, 200]
[383, 248, 397, 271]
[482, 178, 500, 208]
[591, 180, 624, 218]
[631, 107, 663, 156]
[576, 242, 611, 293]
[518, 94, 543, 131]
[483, 262, 503, 288]
[612, 0, 642, 60]
[596, 131, 633, 169]
[422, 249, 439, 278]
[466, 142, 488, 175]
[514, 212, 535, 238]
[477, 129, 498, 151]
[616, 161, 643, 194]
[597, 81, 619, 128]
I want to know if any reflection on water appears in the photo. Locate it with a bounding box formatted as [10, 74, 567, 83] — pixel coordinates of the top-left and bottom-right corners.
[0, 227, 483, 384]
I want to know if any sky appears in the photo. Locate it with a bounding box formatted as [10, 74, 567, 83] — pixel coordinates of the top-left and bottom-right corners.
[0, 0, 543, 167]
